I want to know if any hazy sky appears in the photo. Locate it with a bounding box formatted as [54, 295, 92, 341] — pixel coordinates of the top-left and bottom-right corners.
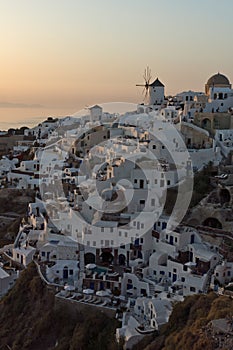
[1, 0, 233, 126]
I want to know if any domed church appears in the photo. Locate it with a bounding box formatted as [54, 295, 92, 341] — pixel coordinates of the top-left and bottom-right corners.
[205, 72, 232, 95]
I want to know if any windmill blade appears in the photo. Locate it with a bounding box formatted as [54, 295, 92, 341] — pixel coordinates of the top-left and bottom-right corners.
[147, 67, 152, 85]
[142, 87, 146, 96]
[144, 87, 149, 101]
[143, 67, 148, 82]
[145, 66, 152, 85]
[136, 84, 146, 87]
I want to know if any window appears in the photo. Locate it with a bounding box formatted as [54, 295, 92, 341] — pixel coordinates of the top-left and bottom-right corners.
[154, 179, 157, 184]
[173, 268, 177, 273]
[125, 232, 128, 237]
[181, 277, 185, 282]
[111, 240, 114, 245]
[101, 227, 104, 232]
[69, 269, 73, 275]
[110, 227, 113, 233]
[140, 238, 144, 244]
[153, 145, 156, 149]
[42, 252, 45, 257]
[134, 179, 137, 184]
[151, 198, 155, 206]
[190, 287, 196, 292]
[119, 231, 122, 236]
[141, 223, 144, 229]
[167, 180, 171, 186]
[93, 241, 96, 246]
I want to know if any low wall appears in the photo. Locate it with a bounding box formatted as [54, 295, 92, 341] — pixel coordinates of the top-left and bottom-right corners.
[55, 295, 116, 318]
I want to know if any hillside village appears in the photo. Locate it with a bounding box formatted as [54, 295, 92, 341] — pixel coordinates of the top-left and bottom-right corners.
[1, 72, 233, 348]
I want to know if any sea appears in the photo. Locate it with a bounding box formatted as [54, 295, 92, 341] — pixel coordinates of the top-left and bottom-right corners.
[0, 102, 137, 131]
[0, 106, 79, 131]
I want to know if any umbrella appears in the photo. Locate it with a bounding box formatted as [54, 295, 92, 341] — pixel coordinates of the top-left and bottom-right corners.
[185, 262, 196, 267]
[85, 263, 96, 269]
[64, 285, 75, 291]
[83, 288, 94, 295]
[96, 290, 110, 297]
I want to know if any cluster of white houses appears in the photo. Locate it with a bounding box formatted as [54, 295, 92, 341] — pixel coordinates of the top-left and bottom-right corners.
[1, 71, 233, 348]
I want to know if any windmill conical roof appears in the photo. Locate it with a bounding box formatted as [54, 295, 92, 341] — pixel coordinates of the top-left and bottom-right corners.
[150, 78, 164, 87]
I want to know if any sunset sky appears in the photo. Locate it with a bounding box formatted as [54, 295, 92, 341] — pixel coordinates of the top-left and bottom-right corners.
[0, 0, 233, 128]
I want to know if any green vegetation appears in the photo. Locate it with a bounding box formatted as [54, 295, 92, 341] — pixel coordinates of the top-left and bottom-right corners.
[0, 263, 121, 350]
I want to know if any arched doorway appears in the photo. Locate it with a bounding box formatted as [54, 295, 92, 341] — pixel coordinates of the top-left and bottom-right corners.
[202, 217, 222, 229]
[201, 118, 211, 130]
[63, 266, 68, 279]
[118, 254, 126, 266]
[100, 251, 113, 264]
[84, 252, 96, 265]
[219, 188, 231, 205]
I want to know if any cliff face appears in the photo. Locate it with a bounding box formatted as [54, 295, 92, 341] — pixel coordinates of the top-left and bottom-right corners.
[136, 293, 233, 350]
[0, 188, 35, 247]
[0, 263, 121, 350]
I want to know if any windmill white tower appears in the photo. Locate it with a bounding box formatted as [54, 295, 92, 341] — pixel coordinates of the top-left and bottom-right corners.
[136, 66, 165, 105]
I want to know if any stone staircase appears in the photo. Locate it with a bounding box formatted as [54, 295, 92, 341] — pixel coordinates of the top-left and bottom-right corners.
[148, 283, 155, 297]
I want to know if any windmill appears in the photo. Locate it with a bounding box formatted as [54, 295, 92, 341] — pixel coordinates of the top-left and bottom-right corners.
[136, 66, 152, 102]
